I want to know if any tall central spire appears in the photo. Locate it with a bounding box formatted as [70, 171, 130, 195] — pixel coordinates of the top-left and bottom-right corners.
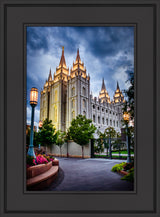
[59, 46, 66, 68]
[54, 47, 69, 81]
[76, 48, 81, 63]
[117, 81, 120, 90]
[101, 78, 106, 91]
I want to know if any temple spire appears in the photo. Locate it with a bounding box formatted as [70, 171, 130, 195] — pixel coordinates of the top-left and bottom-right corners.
[59, 46, 66, 67]
[76, 48, 81, 63]
[48, 68, 52, 81]
[117, 81, 120, 90]
[101, 78, 106, 91]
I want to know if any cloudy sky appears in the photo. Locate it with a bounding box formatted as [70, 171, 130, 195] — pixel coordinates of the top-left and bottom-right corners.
[26, 26, 134, 128]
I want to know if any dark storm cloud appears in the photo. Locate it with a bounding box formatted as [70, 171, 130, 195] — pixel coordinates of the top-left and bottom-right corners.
[70, 26, 134, 59]
[27, 26, 134, 126]
[27, 27, 49, 54]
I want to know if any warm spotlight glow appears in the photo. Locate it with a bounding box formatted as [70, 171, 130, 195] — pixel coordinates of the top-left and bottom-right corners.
[39, 120, 43, 128]
[123, 112, 130, 121]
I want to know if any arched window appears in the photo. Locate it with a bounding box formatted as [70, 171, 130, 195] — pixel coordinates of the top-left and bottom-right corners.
[102, 117, 104, 124]
[93, 105, 95, 109]
[110, 119, 112, 126]
[82, 87, 86, 96]
[71, 99, 75, 108]
[72, 111, 75, 120]
[93, 115, 95, 122]
[55, 90, 57, 102]
[106, 119, 108, 125]
[98, 116, 100, 124]
[83, 99, 86, 108]
[117, 121, 118, 127]
[113, 120, 115, 126]
[54, 106, 57, 122]
[71, 87, 75, 96]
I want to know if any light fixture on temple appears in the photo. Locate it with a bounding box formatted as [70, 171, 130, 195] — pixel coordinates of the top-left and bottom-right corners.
[39, 120, 43, 128]
[123, 112, 130, 121]
[30, 87, 38, 105]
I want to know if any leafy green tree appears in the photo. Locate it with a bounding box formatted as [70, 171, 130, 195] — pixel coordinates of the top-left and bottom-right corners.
[123, 71, 134, 120]
[69, 115, 96, 158]
[104, 127, 116, 139]
[95, 130, 105, 154]
[26, 128, 39, 147]
[94, 139, 104, 154]
[38, 118, 57, 151]
[104, 127, 116, 158]
[55, 130, 66, 157]
[112, 132, 122, 158]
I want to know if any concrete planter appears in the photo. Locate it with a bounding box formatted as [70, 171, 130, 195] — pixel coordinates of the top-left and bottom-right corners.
[119, 170, 129, 176]
[52, 158, 59, 166]
[27, 161, 52, 179]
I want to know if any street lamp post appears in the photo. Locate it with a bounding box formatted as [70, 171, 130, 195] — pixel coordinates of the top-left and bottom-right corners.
[109, 137, 112, 159]
[123, 112, 131, 163]
[27, 87, 38, 158]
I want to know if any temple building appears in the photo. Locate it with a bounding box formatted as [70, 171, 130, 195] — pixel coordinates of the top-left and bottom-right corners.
[40, 47, 125, 133]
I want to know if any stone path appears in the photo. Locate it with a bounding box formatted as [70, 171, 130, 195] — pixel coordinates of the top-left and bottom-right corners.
[45, 157, 134, 191]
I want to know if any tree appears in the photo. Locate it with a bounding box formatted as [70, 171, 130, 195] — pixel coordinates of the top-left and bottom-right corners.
[112, 132, 122, 158]
[104, 127, 116, 139]
[123, 71, 134, 120]
[104, 127, 116, 158]
[26, 128, 39, 147]
[95, 130, 105, 154]
[55, 130, 66, 157]
[38, 118, 57, 151]
[69, 115, 96, 158]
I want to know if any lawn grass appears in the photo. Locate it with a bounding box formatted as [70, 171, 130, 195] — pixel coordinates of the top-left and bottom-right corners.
[112, 150, 134, 154]
[94, 154, 134, 160]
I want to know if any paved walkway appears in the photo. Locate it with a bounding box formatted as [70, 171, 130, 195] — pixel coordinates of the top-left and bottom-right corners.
[45, 158, 134, 191]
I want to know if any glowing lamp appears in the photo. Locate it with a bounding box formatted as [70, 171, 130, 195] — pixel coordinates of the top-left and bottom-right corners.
[30, 87, 38, 105]
[27, 87, 38, 158]
[39, 120, 43, 128]
[123, 112, 130, 121]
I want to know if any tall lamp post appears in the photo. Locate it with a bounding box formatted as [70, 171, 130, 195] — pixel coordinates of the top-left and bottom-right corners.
[123, 112, 131, 163]
[27, 87, 38, 158]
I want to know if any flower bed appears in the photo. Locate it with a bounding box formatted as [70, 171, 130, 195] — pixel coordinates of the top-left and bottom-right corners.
[26, 154, 55, 168]
[27, 161, 52, 179]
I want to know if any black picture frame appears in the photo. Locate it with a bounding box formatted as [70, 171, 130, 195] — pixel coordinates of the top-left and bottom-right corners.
[0, 1, 160, 216]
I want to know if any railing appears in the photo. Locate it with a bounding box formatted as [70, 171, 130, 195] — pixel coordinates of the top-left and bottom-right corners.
[91, 138, 134, 160]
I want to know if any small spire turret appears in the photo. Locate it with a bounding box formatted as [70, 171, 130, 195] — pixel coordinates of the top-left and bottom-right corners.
[48, 68, 52, 81]
[59, 46, 67, 68]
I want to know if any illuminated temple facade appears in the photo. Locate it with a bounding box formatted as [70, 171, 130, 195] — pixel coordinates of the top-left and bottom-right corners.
[40, 48, 125, 133]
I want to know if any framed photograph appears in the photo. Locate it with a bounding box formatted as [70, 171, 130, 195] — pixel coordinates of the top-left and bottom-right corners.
[0, 0, 160, 216]
[26, 25, 135, 192]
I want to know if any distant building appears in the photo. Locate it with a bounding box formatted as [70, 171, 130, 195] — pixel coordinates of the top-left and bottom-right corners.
[26, 125, 37, 135]
[40, 48, 125, 133]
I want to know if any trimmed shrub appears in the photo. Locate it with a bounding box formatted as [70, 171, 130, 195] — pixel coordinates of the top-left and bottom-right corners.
[123, 162, 134, 171]
[111, 162, 126, 172]
[121, 168, 134, 182]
